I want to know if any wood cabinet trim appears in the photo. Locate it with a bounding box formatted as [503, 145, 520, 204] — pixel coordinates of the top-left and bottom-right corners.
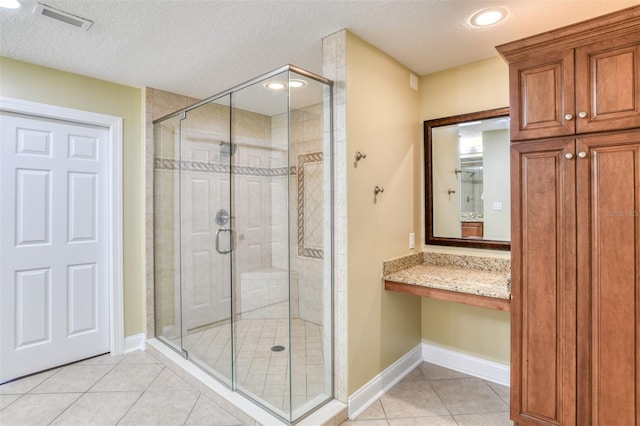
[496, 5, 640, 62]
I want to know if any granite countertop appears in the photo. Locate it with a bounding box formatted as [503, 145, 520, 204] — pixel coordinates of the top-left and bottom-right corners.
[385, 264, 510, 300]
[383, 252, 511, 301]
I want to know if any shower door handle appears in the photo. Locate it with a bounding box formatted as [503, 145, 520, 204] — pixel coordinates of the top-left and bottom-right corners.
[215, 228, 233, 254]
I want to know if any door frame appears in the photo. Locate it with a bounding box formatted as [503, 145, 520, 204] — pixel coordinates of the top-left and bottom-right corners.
[0, 96, 125, 356]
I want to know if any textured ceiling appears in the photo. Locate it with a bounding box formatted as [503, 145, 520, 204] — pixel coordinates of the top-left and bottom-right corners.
[1, 0, 638, 100]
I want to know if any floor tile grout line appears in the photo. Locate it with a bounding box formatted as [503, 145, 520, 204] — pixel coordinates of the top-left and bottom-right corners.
[113, 356, 163, 426]
[425, 378, 456, 419]
[377, 393, 390, 423]
[483, 379, 510, 406]
[83, 361, 120, 394]
[45, 392, 84, 426]
[114, 389, 145, 425]
[23, 367, 64, 395]
[0, 393, 27, 413]
[181, 390, 203, 426]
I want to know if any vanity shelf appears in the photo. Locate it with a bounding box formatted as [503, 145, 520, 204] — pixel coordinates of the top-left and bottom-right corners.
[383, 253, 511, 312]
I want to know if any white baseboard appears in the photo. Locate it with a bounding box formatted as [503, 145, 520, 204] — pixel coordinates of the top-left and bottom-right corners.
[347, 342, 510, 420]
[347, 344, 422, 419]
[421, 341, 510, 386]
[123, 333, 146, 353]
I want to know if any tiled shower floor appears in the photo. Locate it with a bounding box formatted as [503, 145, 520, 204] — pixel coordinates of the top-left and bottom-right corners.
[170, 317, 329, 415]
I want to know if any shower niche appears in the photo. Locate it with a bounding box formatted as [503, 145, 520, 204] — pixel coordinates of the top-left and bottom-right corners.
[153, 66, 333, 423]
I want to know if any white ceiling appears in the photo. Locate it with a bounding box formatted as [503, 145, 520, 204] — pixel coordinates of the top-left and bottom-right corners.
[1, 0, 638, 100]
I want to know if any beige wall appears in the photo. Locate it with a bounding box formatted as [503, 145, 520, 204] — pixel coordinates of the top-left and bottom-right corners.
[482, 129, 510, 241]
[432, 125, 462, 238]
[419, 56, 511, 364]
[345, 32, 422, 394]
[0, 57, 145, 337]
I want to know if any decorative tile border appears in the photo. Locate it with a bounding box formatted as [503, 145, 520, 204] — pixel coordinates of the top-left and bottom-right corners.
[154, 157, 294, 177]
[155, 153, 326, 261]
[297, 151, 324, 260]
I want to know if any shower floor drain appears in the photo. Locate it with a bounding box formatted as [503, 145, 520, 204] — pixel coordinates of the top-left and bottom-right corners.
[271, 345, 285, 352]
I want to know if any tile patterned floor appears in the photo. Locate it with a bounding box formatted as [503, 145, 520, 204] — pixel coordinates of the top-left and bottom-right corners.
[0, 350, 512, 426]
[0, 350, 244, 426]
[342, 362, 512, 426]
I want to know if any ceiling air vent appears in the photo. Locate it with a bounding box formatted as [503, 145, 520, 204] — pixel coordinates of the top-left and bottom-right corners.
[34, 3, 93, 30]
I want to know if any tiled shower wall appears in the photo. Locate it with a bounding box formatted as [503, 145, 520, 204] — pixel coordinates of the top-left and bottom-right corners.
[323, 29, 348, 403]
[145, 89, 200, 339]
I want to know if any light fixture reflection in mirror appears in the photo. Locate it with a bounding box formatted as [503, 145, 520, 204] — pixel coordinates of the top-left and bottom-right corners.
[424, 107, 510, 250]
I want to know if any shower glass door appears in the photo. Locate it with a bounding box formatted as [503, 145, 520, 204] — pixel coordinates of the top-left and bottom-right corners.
[179, 95, 234, 386]
[230, 71, 291, 415]
[230, 70, 334, 421]
[154, 65, 334, 424]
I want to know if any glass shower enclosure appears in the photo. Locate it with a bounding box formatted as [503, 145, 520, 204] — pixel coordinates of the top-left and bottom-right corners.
[153, 65, 333, 423]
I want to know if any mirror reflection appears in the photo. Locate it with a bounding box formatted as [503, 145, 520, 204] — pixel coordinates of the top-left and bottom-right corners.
[425, 107, 510, 250]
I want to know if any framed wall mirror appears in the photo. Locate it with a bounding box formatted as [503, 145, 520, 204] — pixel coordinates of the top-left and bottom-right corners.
[424, 107, 510, 250]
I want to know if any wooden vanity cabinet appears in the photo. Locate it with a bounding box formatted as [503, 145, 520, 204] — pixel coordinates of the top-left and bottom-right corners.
[576, 131, 640, 426]
[461, 221, 483, 238]
[501, 12, 640, 142]
[511, 131, 640, 426]
[500, 6, 640, 426]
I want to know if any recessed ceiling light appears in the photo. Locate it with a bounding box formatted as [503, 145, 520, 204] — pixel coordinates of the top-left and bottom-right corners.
[469, 7, 508, 27]
[264, 81, 287, 90]
[0, 0, 21, 9]
[289, 79, 307, 88]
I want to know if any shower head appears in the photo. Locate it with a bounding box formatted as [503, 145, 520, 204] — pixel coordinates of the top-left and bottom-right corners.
[220, 142, 237, 157]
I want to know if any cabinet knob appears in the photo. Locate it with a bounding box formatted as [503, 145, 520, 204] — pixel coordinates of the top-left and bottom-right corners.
[578, 111, 588, 119]
[564, 113, 573, 121]
[565, 153, 574, 160]
[578, 151, 587, 158]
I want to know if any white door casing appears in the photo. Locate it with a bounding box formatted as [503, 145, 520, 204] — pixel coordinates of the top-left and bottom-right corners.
[0, 97, 123, 382]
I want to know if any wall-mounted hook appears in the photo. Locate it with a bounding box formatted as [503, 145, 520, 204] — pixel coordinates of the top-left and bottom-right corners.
[355, 151, 367, 162]
[374, 185, 385, 195]
[448, 189, 456, 201]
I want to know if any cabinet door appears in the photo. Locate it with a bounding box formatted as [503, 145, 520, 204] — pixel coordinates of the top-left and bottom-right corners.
[575, 33, 640, 134]
[509, 49, 575, 141]
[510, 139, 577, 425]
[576, 131, 640, 426]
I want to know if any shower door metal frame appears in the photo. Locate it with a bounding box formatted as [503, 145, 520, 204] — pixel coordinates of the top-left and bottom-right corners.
[153, 65, 335, 425]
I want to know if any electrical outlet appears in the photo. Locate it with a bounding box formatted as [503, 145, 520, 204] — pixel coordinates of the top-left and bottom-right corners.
[493, 201, 503, 211]
[409, 232, 415, 249]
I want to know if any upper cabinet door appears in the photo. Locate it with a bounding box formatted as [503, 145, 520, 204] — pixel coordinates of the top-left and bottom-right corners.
[575, 33, 640, 134]
[509, 49, 575, 141]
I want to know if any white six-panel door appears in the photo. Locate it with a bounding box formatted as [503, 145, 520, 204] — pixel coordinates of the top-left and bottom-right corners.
[0, 111, 110, 383]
